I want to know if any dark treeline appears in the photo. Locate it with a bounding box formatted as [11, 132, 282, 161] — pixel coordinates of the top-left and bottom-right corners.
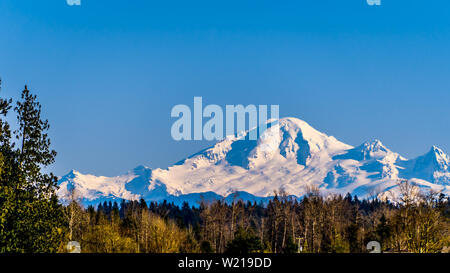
[66, 183, 450, 253]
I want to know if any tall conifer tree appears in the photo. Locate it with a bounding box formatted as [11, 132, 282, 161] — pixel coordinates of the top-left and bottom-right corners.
[0, 84, 65, 253]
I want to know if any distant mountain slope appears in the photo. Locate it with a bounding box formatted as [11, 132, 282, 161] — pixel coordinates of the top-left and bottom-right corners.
[57, 117, 450, 206]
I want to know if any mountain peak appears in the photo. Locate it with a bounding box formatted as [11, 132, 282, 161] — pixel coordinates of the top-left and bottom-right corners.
[333, 139, 398, 162]
[279, 117, 327, 138]
[278, 117, 352, 149]
[362, 139, 389, 152]
[372, 139, 383, 145]
[428, 146, 449, 167]
[177, 116, 352, 170]
[430, 145, 444, 154]
[397, 145, 450, 186]
[57, 116, 450, 205]
[132, 165, 152, 176]
[133, 165, 151, 171]
[280, 117, 313, 128]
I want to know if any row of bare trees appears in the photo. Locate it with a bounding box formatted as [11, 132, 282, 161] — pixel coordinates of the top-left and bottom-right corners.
[64, 180, 449, 253]
[196, 182, 449, 253]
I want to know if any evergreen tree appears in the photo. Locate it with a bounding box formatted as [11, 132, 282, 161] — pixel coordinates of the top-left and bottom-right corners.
[200, 240, 214, 253]
[376, 214, 391, 251]
[225, 227, 263, 254]
[282, 237, 298, 253]
[0, 84, 66, 253]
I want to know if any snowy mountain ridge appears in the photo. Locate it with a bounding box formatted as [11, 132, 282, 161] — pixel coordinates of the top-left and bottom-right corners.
[57, 117, 450, 206]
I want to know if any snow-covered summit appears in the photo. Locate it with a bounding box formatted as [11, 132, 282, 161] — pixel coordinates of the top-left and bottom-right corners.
[397, 146, 450, 186]
[57, 117, 450, 205]
[427, 146, 450, 171]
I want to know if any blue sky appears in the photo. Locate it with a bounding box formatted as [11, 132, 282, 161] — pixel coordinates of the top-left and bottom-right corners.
[0, 0, 449, 176]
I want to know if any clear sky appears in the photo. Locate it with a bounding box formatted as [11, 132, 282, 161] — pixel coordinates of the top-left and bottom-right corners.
[0, 0, 449, 176]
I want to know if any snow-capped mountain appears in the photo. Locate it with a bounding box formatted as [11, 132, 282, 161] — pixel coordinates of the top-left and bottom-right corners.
[57, 117, 450, 206]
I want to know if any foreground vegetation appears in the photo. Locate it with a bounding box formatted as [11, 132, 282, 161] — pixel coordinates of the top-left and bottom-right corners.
[0, 82, 65, 252]
[65, 184, 449, 253]
[0, 82, 449, 253]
